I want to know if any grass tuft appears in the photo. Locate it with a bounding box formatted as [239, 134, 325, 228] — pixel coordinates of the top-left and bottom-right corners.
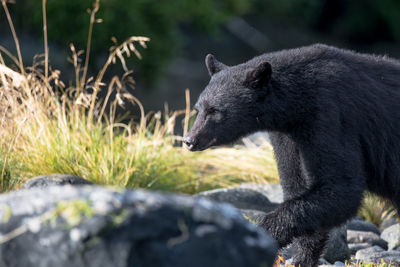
[358, 192, 398, 226]
[0, 0, 279, 193]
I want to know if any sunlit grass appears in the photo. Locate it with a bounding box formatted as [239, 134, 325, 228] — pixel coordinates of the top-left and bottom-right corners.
[9, 101, 278, 194]
[0, 0, 279, 194]
[0, 45, 279, 193]
[358, 192, 398, 226]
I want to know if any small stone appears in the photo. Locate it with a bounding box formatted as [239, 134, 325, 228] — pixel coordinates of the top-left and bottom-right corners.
[381, 223, 400, 250]
[333, 261, 345, 266]
[318, 257, 331, 264]
[380, 217, 399, 232]
[23, 174, 93, 189]
[355, 246, 400, 264]
[347, 230, 388, 250]
[318, 257, 332, 266]
[348, 242, 372, 254]
[346, 218, 380, 235]
[197, 187, 278, 213]
[238, 183, 284, 204]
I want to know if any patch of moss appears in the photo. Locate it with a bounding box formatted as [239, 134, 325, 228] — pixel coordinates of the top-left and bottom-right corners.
[110, 209, 129, 226]
[2, 205, 11, 223]
[51, 200, 94, 227]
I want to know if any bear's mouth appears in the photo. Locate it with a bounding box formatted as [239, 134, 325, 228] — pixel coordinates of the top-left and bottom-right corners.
[186, 137, 217, 151]
[186, 143, 195, 151]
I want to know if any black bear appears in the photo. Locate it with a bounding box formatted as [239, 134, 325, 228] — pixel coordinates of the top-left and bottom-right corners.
[183, 44, 400, 267]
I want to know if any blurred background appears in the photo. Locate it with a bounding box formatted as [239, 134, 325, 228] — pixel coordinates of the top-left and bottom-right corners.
[1, 0, 400, 113]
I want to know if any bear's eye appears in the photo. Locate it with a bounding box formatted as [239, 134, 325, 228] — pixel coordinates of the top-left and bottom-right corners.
[207, 107, 217, 115]
[206, 107, 223, 122]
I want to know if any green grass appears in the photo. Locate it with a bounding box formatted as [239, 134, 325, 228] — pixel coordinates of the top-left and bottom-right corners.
[358, 192, 398, 226]
[7, 104, 278, 193]
[0, 151, 13, 192]
[0, 0, 279, 193]
[0, 54, 279, 193]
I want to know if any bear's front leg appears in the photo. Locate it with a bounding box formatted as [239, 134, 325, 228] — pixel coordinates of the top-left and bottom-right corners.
[259, 179, 362, 247]
[262, 133, 366, 248]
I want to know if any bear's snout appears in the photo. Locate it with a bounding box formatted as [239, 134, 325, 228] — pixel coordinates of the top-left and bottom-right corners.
[183, 133, 217, 151]
[183, 136, 196, 151]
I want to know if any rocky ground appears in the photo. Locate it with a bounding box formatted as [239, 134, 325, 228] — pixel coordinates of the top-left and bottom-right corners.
[0, 174, 399, 266]
[198, 183, 400, 266]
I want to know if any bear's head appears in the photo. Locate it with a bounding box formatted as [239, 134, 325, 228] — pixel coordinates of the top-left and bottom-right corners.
[183, 54, 275, 151]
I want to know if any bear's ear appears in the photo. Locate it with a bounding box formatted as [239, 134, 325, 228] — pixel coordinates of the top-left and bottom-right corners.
[205, 54, 227, 76]
[245, 62, 272, 89]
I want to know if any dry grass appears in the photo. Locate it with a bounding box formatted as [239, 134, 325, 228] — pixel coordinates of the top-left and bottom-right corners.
[358, 192, 398, 226]
[0, 0, 279, 193]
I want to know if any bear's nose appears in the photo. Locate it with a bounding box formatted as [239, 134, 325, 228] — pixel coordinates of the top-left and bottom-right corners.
[183, 136, 195, 150]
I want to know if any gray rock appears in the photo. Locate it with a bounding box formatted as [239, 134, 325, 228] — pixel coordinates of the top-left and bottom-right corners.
[355, 246, 400, 264]
[346, 218, 380, 235]
[318, 257, 333, 266]
[238, 183, 284, 204]
[197, 187, 278, 213]
[381, 223, 400, 250]
[22, 174, 93, 189]
[333, 261, 345, 266]
[240, 209, 267, 223]
[347, 230, 388, 250]
[323, 226, 350, 263]
[0, 186, 277, 267]
[380, 217, 399, 232]
[348, 242, 372, 254]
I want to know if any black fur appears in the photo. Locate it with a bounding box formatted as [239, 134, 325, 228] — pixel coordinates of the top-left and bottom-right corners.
[184, 44, 400, 267]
